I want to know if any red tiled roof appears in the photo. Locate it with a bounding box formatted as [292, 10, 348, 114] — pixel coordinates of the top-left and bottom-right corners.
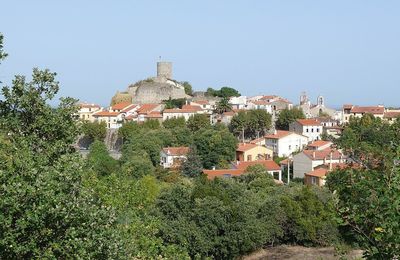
[111, 101, 132, 110]
[137, 104, 159, 114]
[264, 130, 292, 139]
[162, 146, 190, 156]
[236, 143, 258, 152]
[384, 111, 400, 118]
[93, 111, 120, 117]
[307, 140, 332, 148]
[203, 169, 244, 179]
[181, 105, 202, 111]
[121, 104, 138, 113]
[260, 95, 278, 100]
[303, 148, 343, 160]
[163, 108, 198, 113]
[350, 106, 384, 115]
[145, 111, 162, 118]
[296, 119, 321, 126]
[192, 100, 209, 105]
[305, 168, 328, 177]
[234, 160, 281, 171]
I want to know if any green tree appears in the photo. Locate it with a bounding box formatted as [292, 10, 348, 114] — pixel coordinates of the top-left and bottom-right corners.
[186, 114, 211, 132]
[215, 97, 232, 114]
[118, 121, 140, 140]
[194, 128, 237, 169]
[86, 140, 119, 176]
[181, 146, 203, 177]
[181, 81, 193, 96]
[230, 110, 272, 139]
[276, 107, 305, 130]
[163, 116, 186, 129]
[121, 150, 154, 178]
[142, 119, 161, 129]
[206, 86, 240, 98]
[327, 115, 400, 259]
[81, 121, 107, 142]
[0, 66, 124, 258]
[170, 127, 193, 146]
[164, 97, 186, 109]
[0, 33, 7, 64]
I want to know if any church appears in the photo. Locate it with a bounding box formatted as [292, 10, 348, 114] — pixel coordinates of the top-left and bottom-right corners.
[297, 92, 336, 118]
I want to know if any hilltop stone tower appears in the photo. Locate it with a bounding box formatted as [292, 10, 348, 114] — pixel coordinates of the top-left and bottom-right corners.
[157, 61, 173, 79]
[110, 61, 190, 105]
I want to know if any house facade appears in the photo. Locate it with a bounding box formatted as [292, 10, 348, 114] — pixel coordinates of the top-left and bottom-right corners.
[160, 146, 190, 168]
[236, 143, 273, 162]
[264, 130, 308, 157]
[293, 148, 345, 178]
[77, 103, 102, 122]
[289, 119, 323, 142]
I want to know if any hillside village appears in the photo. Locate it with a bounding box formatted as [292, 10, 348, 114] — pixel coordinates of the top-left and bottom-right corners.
[76, 61, 400, 186]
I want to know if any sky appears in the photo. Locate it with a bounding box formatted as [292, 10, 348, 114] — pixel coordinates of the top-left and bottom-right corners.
[0, 0, 399, 108]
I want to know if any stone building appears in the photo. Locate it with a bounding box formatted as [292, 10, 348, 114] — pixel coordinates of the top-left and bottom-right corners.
[297, 92, 336, 118]
[111, 61, 190, 105]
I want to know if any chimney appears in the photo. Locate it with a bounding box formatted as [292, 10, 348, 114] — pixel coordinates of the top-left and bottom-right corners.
[212, 166, 216, 170]
[274, 129, 277, 135]
[312, 151, 316, 160]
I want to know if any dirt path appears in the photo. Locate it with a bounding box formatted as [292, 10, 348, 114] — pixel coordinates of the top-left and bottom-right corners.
[244, 245, 363, 260]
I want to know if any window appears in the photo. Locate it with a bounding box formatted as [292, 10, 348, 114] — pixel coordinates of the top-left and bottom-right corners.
[311, 176, 317, 185]
[317, 128, 320, 132]
[306, 129, 309, 133]
[288, 145, 292, 150]
[247, 155, 252, 161]
[311, 128, 314, 132]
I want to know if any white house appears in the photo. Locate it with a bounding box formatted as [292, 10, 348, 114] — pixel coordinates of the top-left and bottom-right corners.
[93, 111, 123, 129]
[229, 96, 247, 110]
[293, 148, 345, 178]
[247, 100, 273, 113]
[77, 103, 102, 122]
[264, 130, 308, 157]
[160, 146, 190, 168]
[289, 119, 323, 142]
[162, 105, 203, 121]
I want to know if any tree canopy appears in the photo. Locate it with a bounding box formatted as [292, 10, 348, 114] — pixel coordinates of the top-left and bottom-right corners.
[206, 86, 240, 98]
[327, 115, 400, 259]
[276, 107, 305, 130]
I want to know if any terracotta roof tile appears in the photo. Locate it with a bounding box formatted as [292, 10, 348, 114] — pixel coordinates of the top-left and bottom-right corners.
[137, 104, 159, 114]
[296, 119, 321, 126]
[265, 130, 292, 139]
[303, 148, 343, 160]
[236, 143, 258, 152]
[111, 101, 132, 110]
[93, 111, 120, 117]
[234, 160, 281, 171]
[350, 106, 384, 115]
[307, 140, 332, 148]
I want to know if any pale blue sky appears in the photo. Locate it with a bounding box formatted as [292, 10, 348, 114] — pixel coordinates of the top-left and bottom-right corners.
[1, 0, 399, 107]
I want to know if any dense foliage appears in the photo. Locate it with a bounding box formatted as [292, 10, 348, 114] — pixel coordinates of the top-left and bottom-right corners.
[155, 174, 339, 259]
[81, 120, 107, 144]
[276, 107, 305, 130]
[327, 115, 400, 259]
[230, 109, 272, 140]
[206, 86, 241, 98]
[0, 67, 124, 258]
